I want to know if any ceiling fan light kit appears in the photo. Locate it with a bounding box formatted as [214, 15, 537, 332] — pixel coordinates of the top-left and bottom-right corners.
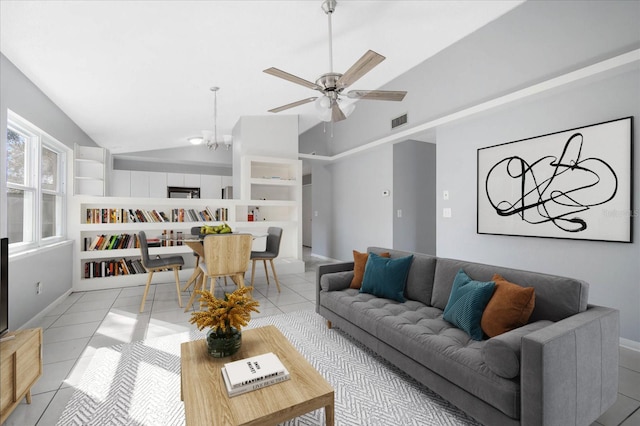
[264, 0, 407, 123]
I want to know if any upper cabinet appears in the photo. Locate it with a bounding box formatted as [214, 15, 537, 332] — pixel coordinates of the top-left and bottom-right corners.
[109, 171, 230, 199]
[74, 144, 108, 196]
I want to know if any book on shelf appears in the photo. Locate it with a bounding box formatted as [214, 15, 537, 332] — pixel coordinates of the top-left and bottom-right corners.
[221, 366, 290, 397]
[85, 208, 131, 224]
[223, 352, 288, 389]
[85, 206, 221, 224]
[209, 207, 228, 222]
[85, 233, 139, 251]
[83, 257, 151, 279]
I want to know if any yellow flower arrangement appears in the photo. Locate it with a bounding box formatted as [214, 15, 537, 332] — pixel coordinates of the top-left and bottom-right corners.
[189, 286, 260, 336]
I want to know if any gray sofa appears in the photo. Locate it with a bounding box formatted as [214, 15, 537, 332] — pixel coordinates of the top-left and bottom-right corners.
[316, 247, 619, 426]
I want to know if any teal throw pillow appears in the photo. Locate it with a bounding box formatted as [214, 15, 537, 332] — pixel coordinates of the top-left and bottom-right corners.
[360, 253, 413, 302]
[443, 269, 496, 340]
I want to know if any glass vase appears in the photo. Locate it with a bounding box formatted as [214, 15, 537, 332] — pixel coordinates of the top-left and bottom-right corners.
[206, 327, 242, 358]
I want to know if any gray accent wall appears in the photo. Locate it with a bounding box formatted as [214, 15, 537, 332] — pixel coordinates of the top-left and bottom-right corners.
[313, 146, 394, 261]
[8, 242, 73, 330]
[300, 1, 640, 342]
[113, 157, 231, 176]
[113, 144, 233, 175]
[300, 1, 640, 156]
[310, 162, 333, 257]
[0, 54, 98, 151]
[1, 54, 97, 329]
[393, 140, 436, 255]
[437, 68, 640, 342]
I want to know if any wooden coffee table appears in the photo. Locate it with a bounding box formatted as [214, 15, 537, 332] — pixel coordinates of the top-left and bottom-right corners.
[181, 325, 334, 425]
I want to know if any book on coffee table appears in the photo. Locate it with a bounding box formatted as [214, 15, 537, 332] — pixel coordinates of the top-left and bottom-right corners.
[221, 366, 290, 397]
[223, 352, 287, 389]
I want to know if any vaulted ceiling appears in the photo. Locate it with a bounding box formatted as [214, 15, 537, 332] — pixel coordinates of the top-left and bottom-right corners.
[0, 1, 522, 154]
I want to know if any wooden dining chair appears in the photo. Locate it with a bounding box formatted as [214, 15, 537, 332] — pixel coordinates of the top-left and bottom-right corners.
[250, 227, 283, 292]
[138, 231, 184, 313]
[184, 233, 252, 311]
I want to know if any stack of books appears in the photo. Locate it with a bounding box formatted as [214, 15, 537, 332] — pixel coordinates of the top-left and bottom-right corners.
[221, 352, 290, 397]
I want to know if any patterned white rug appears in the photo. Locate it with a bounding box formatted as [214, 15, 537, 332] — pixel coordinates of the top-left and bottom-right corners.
[57, 311, 481, 425]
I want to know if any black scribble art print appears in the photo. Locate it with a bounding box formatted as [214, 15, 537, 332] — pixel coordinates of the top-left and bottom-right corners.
[477, 117, 632, 242]
[485, 132, 618, 233]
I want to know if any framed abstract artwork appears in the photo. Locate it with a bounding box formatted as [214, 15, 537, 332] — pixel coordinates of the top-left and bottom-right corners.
[477, 117, 633, 242]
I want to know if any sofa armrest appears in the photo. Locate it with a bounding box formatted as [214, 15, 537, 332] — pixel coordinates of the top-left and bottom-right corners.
[316, 262, 354, 311]
[520, 305, 619, 426]
[482, 320, 553, 379]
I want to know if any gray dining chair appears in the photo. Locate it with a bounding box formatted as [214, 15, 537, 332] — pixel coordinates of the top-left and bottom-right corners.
[181, 226, 205, 292]
[138, 231, 184, 312]
[250, 227, 283, 292]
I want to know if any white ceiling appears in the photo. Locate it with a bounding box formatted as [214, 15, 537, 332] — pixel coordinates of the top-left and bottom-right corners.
[0, 1, 522, 154]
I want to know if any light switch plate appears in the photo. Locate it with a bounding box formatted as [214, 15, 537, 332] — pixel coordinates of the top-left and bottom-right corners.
[443, 208, 452, 218]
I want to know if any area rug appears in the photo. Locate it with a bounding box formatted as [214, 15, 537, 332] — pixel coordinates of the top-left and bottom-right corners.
[57, 311, 482, 425]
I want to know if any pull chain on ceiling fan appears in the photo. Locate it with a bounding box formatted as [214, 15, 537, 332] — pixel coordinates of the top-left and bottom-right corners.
[264, 0, 407, 122]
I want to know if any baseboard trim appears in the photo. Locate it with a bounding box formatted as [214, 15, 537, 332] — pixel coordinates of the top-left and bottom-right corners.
[620, 338, 640, 352]
[18, 288, 73, 331]
[310, 252, 341, 262]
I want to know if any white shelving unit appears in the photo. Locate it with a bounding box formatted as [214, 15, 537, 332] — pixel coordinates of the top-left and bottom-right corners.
[71, 189, 303, 291]
[74, 144, 108, 196]
[239, 156, 303, 261]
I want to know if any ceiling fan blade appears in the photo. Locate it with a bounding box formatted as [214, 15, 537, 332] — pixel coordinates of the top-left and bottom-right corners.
[331, 103, 347, 122]
[263, 67, 322, 90]
[268, 97, 318, 113]
[347, 90, 407, 102]
[336, 50, 385, 89]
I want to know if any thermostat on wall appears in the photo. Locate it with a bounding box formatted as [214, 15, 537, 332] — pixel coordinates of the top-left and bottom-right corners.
[382, 189, 390, 197]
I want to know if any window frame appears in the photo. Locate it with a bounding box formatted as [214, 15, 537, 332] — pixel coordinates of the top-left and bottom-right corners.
[5, 111, 68, 252]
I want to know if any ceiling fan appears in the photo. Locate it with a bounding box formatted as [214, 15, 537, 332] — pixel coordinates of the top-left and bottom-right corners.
[264, 0, 407, 122]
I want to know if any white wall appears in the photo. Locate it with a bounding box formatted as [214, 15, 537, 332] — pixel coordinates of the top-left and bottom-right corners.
[437, 68, 640, 341]
[232, 115, 299, 197]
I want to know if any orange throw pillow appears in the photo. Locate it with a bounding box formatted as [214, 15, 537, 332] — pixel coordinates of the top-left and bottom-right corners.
[481, 274, 535, 338]
[350, 250, 390, 289]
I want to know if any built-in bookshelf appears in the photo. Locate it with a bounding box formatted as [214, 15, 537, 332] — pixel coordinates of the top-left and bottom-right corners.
[70, 188, 303, 291]
[238, 156, 303, 261]
[74, 144, 108, 196]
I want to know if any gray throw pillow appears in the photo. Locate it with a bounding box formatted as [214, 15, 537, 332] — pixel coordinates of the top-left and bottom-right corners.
[320, 271, 353, 292]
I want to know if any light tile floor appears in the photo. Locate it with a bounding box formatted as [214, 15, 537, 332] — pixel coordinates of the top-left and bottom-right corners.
[4, 250, 640, 425]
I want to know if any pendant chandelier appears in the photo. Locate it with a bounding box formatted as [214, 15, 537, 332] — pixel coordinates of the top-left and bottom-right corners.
[188, 86, 233, 150]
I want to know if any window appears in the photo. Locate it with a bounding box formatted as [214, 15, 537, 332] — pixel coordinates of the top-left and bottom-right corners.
[5, 112, 68, 250]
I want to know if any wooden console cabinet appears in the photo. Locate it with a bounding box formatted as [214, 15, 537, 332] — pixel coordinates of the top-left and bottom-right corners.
[0, 328, 43, 424]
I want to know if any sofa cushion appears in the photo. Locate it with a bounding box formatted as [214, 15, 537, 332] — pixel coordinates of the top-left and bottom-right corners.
[482, 320, 553, 378]
[481, 274, 536, 338]
[368, 247, 437, 306]
[360, 253, 413, 302]
[443, 269, 495, 340]
[431, 257, 588, 322]
[350, 250, 389, 289]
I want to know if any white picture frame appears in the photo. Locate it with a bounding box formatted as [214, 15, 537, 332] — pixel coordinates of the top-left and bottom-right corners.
[477, 117, 633, 242]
